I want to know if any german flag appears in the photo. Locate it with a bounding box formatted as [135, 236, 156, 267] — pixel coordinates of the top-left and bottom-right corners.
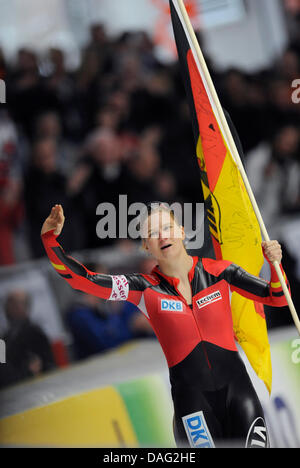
[169, 0, 272, 393]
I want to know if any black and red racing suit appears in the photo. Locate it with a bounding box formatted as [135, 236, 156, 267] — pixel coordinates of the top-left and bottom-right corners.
[42, 230, 290, 448]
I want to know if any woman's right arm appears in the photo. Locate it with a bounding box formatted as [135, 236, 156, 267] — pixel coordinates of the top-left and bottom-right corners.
[41, 205, 143, 305]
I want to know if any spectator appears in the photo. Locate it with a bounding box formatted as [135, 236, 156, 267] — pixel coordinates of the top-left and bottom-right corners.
[67, 128, 128, 248]
[0, 177, 23, 265]
[246, 125, 300, 229]
[44, 48, 82, 141]
[0, 110, 24, 265]
[24, 137, 83, 257]
[274, 47, 300, 81]
[0, 46, 6, 80]
[83, 23, 111, 73]
[158, 99, 200, 203]
[154, 169, 178, 204]
[127, 69, 176, 132]
[265, 78, 299, 137]
[8, 48, 59, 138]
[125, 144, 161, 205]
[33, 110, 78, 174]
[0, 289, 55, 388]
[272, 125, 300, 214]
[0, 109, 21, 185]
[220, 68, 266, 152]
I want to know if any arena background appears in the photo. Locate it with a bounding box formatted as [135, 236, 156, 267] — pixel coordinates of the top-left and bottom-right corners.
[0, 0, 299, 448]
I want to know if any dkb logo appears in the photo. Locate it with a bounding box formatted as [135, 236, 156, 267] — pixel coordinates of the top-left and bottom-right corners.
[0, 338, 5, 363]
[0, 79, 6, 103]
[182, 410, 215, 448]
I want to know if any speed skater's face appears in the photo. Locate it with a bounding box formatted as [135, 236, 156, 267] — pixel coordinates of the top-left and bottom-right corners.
[141, 209, 186, 261]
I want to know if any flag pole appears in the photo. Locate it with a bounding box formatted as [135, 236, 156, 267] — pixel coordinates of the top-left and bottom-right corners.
[174, 0, 300, 335]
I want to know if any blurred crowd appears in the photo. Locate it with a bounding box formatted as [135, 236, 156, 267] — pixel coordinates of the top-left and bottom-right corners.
[0, 256, 156, 389]
[0, 11, 300, 387]
[0, 20, 299, 262]
[0, 288, 55, 388]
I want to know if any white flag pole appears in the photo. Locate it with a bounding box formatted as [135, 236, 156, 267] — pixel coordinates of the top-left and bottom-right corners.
[174, 0, 300, 335]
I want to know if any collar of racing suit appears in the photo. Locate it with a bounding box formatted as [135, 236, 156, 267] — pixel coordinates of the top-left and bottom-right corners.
[151, 256, 198, 287]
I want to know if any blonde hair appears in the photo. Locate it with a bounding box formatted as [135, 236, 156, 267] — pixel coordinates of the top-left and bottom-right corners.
[139, 201, 184, 252]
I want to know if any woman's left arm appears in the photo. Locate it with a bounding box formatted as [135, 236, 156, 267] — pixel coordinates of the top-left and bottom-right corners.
[224, 240, 290, 307]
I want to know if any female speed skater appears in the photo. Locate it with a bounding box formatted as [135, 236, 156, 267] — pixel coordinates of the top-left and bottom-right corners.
[41, 202, 290, 448]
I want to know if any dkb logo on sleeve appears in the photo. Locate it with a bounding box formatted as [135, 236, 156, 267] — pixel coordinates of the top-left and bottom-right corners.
[182, 411, 215, 448]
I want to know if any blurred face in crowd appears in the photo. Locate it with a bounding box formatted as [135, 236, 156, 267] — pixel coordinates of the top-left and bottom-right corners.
[79, 49, 100, 82]
[108, 91, 130, 117]
[91, 24, 107, 44]
[49, 48, 65, 72]
[142, 208, 185, 262]
[140, 126, 162, 149]
[274, 126, 300, 158]
[279, 50, 300, 78]
[224, 70, 247, 104]
[5, 290, 30, 324]
[96, 107, 119, 130]
[17, 48, 37, 73]
[270, 80, 292, 110]
[155, 171, 177, 200]
[146, 72, 172, 96]
[33, 138, 57, 174]
[130, 147, 160, 180]
[90, 130, 121, 166]
[35, 112, 61, 139]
